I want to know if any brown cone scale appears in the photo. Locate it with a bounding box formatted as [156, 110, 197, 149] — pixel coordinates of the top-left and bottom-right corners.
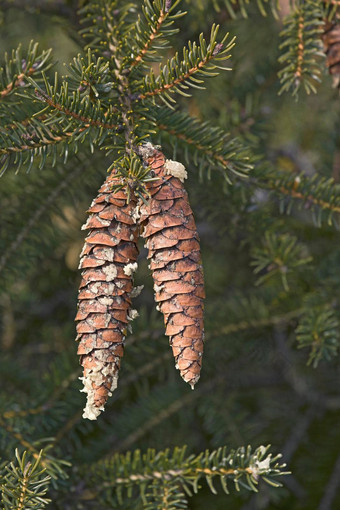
[76, 172, 139, 420]
[323, 20, 340, 87]
[138, 146, 205, 388]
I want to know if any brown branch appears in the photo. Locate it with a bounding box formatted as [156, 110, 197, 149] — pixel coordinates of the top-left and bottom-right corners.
[0, 125, 86, 155]
[104, 464, 238, 488]
[162, 486, 170, 510]
[317, 451, 340, 510]
[295, 15, 304, 80]
[276, 183, 340, 213]
[157, 122, 230, 167]
[17, 471, 29, 510]
[35, 89, 120, 130]
[0, 67, 35, 100]
[138, 53, 215, 100]
[107, 17, 135, 153]
[129, 10, 167, 70]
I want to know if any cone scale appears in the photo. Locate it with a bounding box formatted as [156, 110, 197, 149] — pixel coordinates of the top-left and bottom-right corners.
[323, 20, 340, 87]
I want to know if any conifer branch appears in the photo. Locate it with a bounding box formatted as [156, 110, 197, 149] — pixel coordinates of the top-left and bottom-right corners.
[154, 107, 252, 179]
[251, 232, 312, 291]
[129, 8, 167, 70]
[33, 87, 121, 131]
[79, 1, 133, 58]
[0, 42, 53, 100]
[0, 125, 80, 155]
[126, 0, 185, 72]
[0, 70, 34, 100]
[295, 14, 305, 81]
[278, 0, 324, 96]
[137, 26, 234, 102]
[276, 182, 340, 214]
[0, 124, 85, 174]
[104, 18, 142, 157]
[88, 445, 288, 502]
[296, 305, 340, 367]
[0, 417, 69, 479]
[184, 0, 280, 19]
[0, 450, 51, 510]
[138, 52, 218, 99]
[254, 167, 340, 222]
[0, 76, 122, 172]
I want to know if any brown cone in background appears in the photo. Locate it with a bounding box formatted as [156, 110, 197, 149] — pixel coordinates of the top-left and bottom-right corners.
[76, 172, 140, 420]
[322, 20, 340, 87]
[138, 144, 205, 388]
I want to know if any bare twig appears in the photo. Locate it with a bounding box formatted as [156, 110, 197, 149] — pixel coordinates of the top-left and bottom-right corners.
[317, 451, 340, 510]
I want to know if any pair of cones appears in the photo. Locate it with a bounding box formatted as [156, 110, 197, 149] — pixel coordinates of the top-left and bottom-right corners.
[75, 144, 205, 420]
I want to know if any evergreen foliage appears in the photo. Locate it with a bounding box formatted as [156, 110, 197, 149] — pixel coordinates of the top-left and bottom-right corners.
[278, 0, 325, 96]
[1, 0, 340, 509]
[0, 450, 51, 509]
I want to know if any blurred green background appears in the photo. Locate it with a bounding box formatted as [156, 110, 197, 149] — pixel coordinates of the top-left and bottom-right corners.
[1, 1, 340, 508]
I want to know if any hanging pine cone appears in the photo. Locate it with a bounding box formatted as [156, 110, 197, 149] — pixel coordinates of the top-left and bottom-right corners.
[322, 20, 340, 87]
[76, 172, 140, 420]
[138, 144, 205, 389]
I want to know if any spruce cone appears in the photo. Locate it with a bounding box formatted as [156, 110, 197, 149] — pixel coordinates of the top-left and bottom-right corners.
[322, 20, 340, 87]
[76, 172, 139, 420]
[138, 145, 205, 388]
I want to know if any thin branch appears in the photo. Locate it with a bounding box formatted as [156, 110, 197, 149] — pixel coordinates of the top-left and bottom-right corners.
[158, 121, 230, 167]
[107, 21, 135, 153]
[17, 470, 29, 510]
[102, 464, 238, 488]
[274, 182, 340, 214]
[137, 52, 218, 100]
[295, 14, 304, 81]
[282, 407, 319, 463]
[317, 451, 340, 510]
[34, 89, 120, 131]
[0, 68, 35, 100]
[129, 9, 167, 70]
[0, 125, 83, 155]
